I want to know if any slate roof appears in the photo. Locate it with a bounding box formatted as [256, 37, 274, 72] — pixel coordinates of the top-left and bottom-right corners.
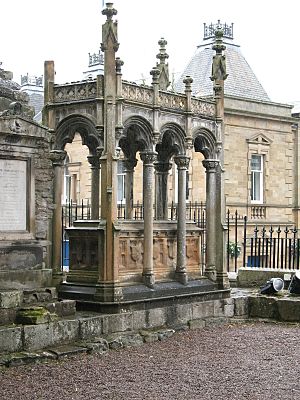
[175, 43, 270, 102]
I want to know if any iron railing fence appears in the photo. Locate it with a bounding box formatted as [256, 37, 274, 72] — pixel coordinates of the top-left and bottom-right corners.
[62, 200, 206, 227]
[226, 209, 300, 273]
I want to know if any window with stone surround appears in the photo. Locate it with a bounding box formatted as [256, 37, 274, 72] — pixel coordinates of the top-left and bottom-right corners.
[247, 133, 272, 206]
[251, 154, 263, 203]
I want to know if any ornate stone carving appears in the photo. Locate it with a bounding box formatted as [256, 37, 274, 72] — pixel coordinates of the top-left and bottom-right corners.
[154, 161, 172, 173]
[124, 158, 138, 172]
[87, 155, 101, 169]
[202, 159, 219, 171]
[115, 57, 124, 74]
[49, 150, 67, 166]
[174, 155, 190, 170]
[150, 67, 160, 84]
[191, 98, 215, 117]
[210, 27, 228, 82]
[183, 76, 193, 92]
[54, 82, 97, 103]
[122, 83, 153, 104]
[130, 240, 143, 266]
[159, 93, 186, 111]
[101, 3, 119, 52]
[140, 151, 157, 165]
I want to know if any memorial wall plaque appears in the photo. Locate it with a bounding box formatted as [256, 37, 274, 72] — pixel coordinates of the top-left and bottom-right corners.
[0, 159, 27, 231]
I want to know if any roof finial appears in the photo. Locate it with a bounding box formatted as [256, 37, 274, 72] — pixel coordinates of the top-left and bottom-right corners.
[156, 38, 170, 90]
[102, 2, 117, 20]
[210, 26, 228, 82]
[203, 21, 234, 41]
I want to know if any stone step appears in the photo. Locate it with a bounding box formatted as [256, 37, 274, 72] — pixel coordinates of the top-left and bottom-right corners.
[22, 287, 58, 305]
[0, 287, 58, 310]
[0, 299, 76, 326]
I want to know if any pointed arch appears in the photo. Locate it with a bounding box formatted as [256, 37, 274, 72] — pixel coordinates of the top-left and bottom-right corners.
[156, 122, 186, 161]
[193, 128, 217, 159]
[120, 116, 153, 158]
[54, 114, 103, 155]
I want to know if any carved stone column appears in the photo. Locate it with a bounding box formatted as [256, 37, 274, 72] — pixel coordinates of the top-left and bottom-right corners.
[124, 158, 137, 220]
[140, 151, 157, 287]
[49, 150, 67, 275]
[87, 148, 102, 220]
[202, 159, 219, 281]
[174, 155, 190, 284]
[154, 161, 172, 220]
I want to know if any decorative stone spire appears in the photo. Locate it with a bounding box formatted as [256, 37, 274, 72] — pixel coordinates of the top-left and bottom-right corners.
[210, 26, 228, 82]
[156, 38, 170, 90]
[101, 3, 119, 52]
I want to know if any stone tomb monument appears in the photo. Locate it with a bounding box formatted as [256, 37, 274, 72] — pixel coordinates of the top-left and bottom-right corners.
[45, 3, 230, 309]
[0, 65, 53, 289]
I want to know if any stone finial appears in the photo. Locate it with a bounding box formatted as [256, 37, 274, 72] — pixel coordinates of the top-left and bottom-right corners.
[102, 2, 117, 20]
[210, 26, 228, 82]
[183, 76, 193, 92]
[156, 38, 169, 65]
[156, 38, 170, 90]
[101, 2, 119, 52]
[115, 57, 124, 74]
[150, 66, 160, 84]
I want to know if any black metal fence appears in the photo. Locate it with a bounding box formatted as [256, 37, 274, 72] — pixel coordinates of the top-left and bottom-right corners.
[62, 200, 206, 228]
[226, 209, 300, 272]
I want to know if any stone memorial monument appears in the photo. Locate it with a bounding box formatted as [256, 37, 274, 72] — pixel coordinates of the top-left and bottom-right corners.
[0, 64, 53, 289]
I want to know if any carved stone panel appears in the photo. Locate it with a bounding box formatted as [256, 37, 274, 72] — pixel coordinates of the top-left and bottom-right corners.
[69, 232, 99, 271]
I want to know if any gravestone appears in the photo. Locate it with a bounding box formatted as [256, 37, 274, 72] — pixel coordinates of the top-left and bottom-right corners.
[0, 65, 53, 289]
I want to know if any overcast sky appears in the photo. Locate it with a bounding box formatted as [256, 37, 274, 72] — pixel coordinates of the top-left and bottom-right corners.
[1, 0, 299, 104]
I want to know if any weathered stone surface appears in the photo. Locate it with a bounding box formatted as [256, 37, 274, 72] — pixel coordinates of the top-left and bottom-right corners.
[23, 287, 58, 304]
[192, 301, 215, 319]
[147, 308, 167, 328]
[48, 345, 87, 358]
[45, 300, 76, 317]
[0, 308, 17, 325]
[23, 319, 79, 351]
[249, 295, 279, 319]
[16, 306, 55, 325]
[175, 304, 192, 324]
[277, 298, 300, 322]
[0, 290, 23, 308]
[79, 315, 104, 340]
[0, 326, 22, 353]
[205, 317, 229, 327]
[132, 310, 147, 330]
[234, 296, 249, 317]
[224, 303, 235, 317]
[105, 334, 124, 350]
[157, 329, 175, 341]
[140, 330, 159, 343]
[0, 245, 43, 270]
[8, 351, 56, 367]
[121, 333, 144, 348]
[188, 319, 206, 330]
[85, 338, 109, 354]
[102, 313, 132, 334]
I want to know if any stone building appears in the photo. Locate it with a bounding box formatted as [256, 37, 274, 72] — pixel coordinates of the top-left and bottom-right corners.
[0, 64, 53, 289]
[175, 21, 299, 228]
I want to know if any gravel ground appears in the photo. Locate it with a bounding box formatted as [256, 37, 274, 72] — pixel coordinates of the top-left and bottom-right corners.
[1, 321, 300, 400]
